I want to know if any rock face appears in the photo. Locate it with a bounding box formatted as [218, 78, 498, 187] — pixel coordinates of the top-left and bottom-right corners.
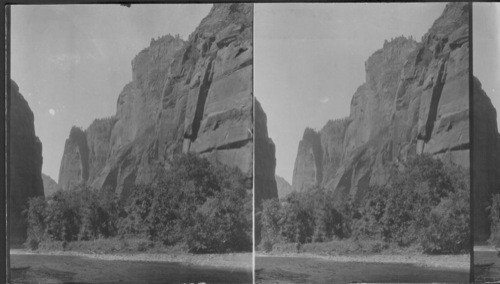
[275, 175, 293, 199]
[473, 78, 500, 243]
[254, 99, 278, 208]
[291, 3, 470, 208]
[58, 4, 254, 198]
[9, 79, 44, 245]
[42, 174, 61, 197]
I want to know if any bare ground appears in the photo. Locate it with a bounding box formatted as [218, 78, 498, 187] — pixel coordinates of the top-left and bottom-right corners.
[255, 253, 469, 283]
[474, 245, 500, 282]
[10, 249, 252, 284]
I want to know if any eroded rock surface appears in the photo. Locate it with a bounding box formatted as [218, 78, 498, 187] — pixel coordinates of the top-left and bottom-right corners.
[58, 4, 254, 198]
[9, 79, 44, 245]
[292, 3, 470, 208]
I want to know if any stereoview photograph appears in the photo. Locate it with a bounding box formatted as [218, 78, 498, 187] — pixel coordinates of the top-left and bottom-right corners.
[254, 2, 470, 283]
[9, 3, 253, 283]
[473, 2, 500, 282]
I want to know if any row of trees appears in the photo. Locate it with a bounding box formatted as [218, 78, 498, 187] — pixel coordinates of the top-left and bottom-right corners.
[259, 154, 470, 254]
[25, 154, 252, 253]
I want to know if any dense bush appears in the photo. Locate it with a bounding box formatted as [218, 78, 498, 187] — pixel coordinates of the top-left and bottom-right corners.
[488, 193, 500, 244]
[351, 154, 469, 253]
[118, 153, 252, 253]
[260, 154, 469, 255]
[25, 154, 252, 253]
[24, 196, 47, 249]
[25, 186, 121, 246]
[260, 187, 344, 246]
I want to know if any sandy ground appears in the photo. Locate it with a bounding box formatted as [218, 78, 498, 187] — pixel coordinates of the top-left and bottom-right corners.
[10, 249, 252, 284]
[11, 249, 252, 270]
[255, 255, 469, 283]
[256, 252, 470, 270]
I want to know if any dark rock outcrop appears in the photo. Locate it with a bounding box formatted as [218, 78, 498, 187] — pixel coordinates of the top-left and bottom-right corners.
[255, 99, 278, 208]
[473, 78, 500, 243]
[42, 174, 60, 197]
[58, 4, 254, 198]
[275, 175, 293, 199]
[9, 79, 44, 245]
[292, 3, 470, 208]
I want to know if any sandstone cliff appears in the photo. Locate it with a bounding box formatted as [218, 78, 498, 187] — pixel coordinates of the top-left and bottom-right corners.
[58, 4, 254, 197]
[473, 78, 500, 243]
[275, 175, 293, 199]
[9, 79, 44, 245]
[292, 3, 470, 208]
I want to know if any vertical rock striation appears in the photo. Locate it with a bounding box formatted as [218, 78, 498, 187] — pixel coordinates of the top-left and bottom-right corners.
[58, 4, 254, 198]
[9, 79, 44, 245]
[291, 3, 470, 208]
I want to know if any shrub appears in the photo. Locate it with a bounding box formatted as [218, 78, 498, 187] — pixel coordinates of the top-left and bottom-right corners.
[260, 187, 345, 246]
[119, 153, 252, 253]
[24, 196, 47, 250]
[422, 166, 470, 254]
[350, 154, 469, 253]
[489, 193, 500, 244]
[26, 186, 122, 243]
[260, 198, 282, 245]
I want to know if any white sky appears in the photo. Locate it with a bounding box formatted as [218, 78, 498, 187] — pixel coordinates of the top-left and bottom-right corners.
[474, 3, 500, 127]
[11, 4, 212, 181]
[255, 3, 447, 183]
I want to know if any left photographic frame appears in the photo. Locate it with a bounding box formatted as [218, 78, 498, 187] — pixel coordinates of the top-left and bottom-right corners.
[7, 3, 254, 283]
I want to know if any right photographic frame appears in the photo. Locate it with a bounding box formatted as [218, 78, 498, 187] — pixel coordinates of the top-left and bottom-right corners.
[473, 2, 500, 282]
[254, 2, 471, 283]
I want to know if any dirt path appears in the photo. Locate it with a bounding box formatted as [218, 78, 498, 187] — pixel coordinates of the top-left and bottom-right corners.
[10, 253, 252, 283]
[255, 256, 469, 283]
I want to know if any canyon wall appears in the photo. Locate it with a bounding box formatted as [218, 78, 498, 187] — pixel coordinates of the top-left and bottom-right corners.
[9, 79, 44, 245]
[473, 78, 500, 243]
[58, 4, 254, 198]
[291, 3, 470, 208]
[255, 99, 278, 209]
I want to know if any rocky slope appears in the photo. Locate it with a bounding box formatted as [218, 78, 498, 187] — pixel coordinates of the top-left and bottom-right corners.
[291, 3, 470, 208]
[275, 175, 293, 199]
[58, 4, 254, 198]
[9, 79, 44, 245]
[473, 78, 500, 243]
[42, 174, 61, 197]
